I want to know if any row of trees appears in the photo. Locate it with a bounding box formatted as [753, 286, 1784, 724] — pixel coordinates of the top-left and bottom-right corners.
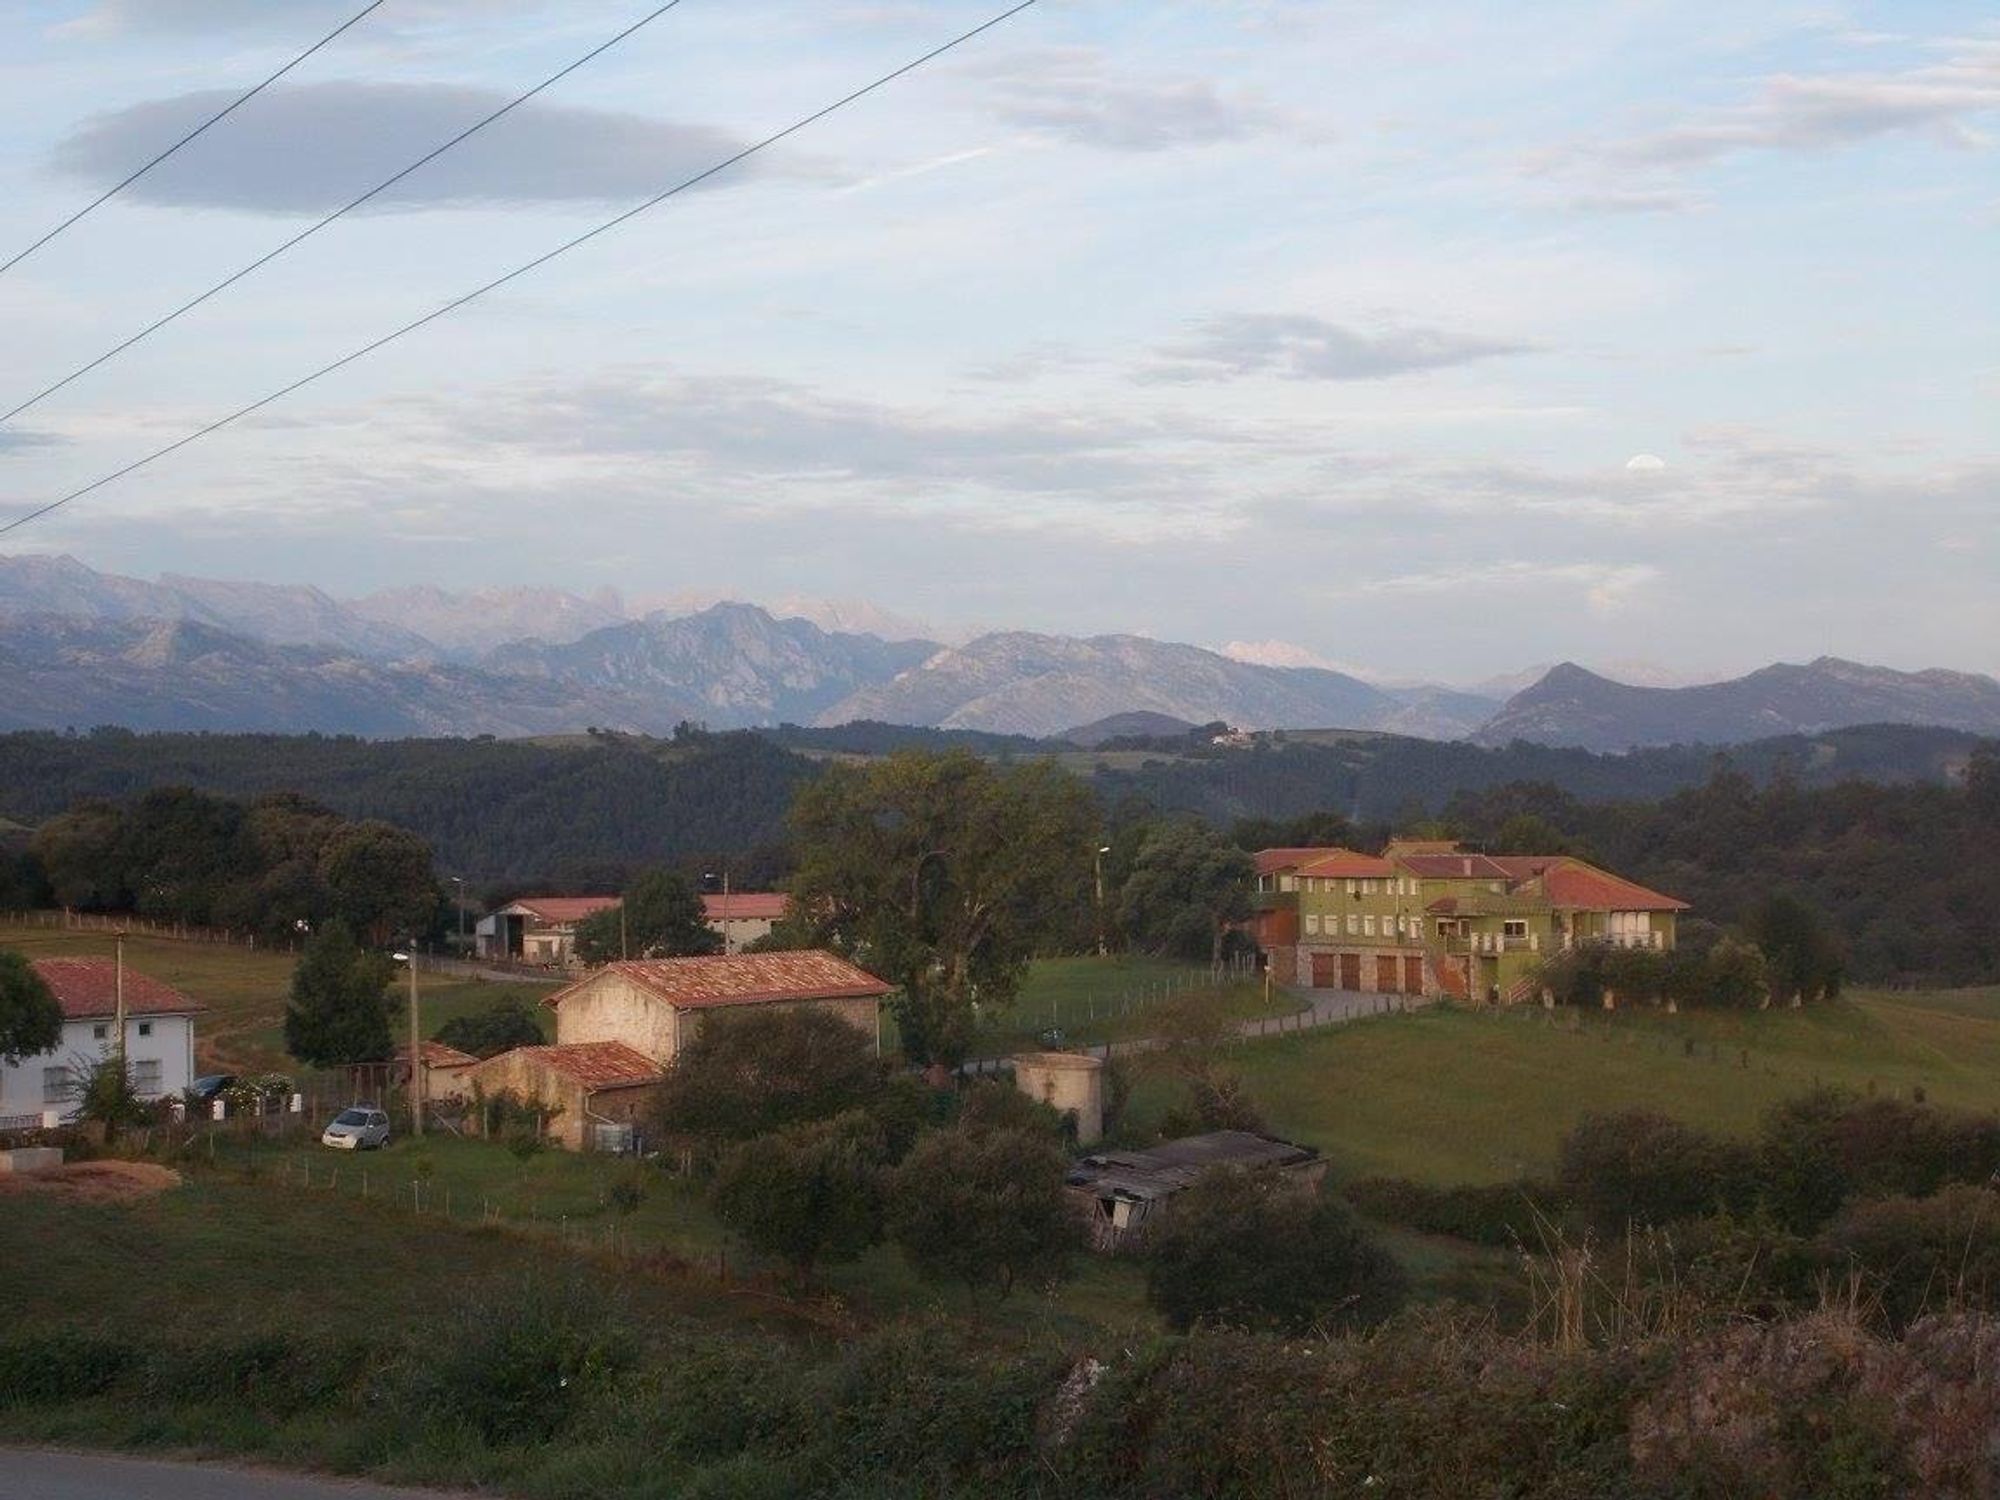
[20, 787, 439, 947]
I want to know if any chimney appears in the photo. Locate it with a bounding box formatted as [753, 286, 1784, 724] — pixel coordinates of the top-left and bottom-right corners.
[1462, 858, 1473, 875]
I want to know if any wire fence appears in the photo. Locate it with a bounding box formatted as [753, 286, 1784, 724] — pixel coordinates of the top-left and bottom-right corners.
[0, 907, 305, 953]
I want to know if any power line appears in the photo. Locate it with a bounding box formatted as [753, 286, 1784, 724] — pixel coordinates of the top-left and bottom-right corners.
[0, 0, 1039, 541]
[0, 0, 387, 280]
[3, 0, 690, 426]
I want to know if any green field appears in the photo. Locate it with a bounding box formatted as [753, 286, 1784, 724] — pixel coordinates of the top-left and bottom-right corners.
[1145, 988, 2000, 1185]
[0, 920, 558, 1074]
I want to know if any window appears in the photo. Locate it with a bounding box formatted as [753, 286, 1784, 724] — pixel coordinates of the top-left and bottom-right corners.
[1503, 919, 1528, 939]
[1279, 875, 1296, 892]
[1346, 914, 1360, 935]
[132, 1059, 162, 1096]
[1363, 915, 1376, 936]
[1345, 879, 1357, 895]
[137, 1021, 153, 1038]
[92, 1024, 108, 1041]
[42, 1067, 69, 1105]
[1305, 914, 1320, 935]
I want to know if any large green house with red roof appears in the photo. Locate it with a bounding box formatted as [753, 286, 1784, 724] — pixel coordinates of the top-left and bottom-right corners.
[1251, 840, 1688, 1004]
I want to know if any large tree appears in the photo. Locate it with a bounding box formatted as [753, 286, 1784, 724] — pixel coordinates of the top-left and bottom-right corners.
[0, 950, 62, 1066]
[317, 820, 440, 947]
[434, 998, 546, 1059]
[785, 751, 1096, 1067]
[1116, 820, 1253, 967]
[573, 868, 720, 965]
[651, 1007, 884, 1145]
[283, 920, 397, 1068]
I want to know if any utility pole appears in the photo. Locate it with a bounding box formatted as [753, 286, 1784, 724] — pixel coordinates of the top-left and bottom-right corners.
[113, 929, 127, 1074]
[722, 865, 733, 957]
[451, 876, 466, 948]
[1094, 845, 1111, 958]
[396, 947, 424, 1137]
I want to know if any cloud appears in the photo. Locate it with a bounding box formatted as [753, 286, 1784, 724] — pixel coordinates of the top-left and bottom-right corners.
[1142, 312, 1531, 383]
[976, 46, 1296, 152]
[1330, 560, 1661, 617]
[1220, 638, 1346, 671]
[60, 0, 542, 35]
[51, 81, 776, 213]
[1579, 38, 2000, 173]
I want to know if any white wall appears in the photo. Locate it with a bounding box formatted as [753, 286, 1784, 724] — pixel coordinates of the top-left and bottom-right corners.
[0, 1014, 198, 1120]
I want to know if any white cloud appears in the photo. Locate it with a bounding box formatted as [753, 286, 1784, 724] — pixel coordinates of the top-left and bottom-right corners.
[973, 45, 1298, 152]
[1142, 312, 1531, 384]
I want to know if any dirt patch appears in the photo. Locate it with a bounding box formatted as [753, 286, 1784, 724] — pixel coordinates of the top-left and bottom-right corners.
[0, 1160, 182, 1203]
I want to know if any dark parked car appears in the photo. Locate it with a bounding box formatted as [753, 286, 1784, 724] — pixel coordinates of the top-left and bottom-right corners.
[189, 1074, 236, 1102]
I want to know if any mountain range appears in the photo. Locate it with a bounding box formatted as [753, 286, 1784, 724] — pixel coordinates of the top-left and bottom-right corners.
[4, 554, 1997, 751]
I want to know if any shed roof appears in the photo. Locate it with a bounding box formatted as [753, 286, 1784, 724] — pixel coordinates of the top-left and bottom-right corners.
[1066, 1131, 1318, 1203]
[545, 950, 892, 1012]
[486, 1042, 663, 1091]
[396, 1040, 480, 1070]
[501, 896, 621, 925]
[30, 958, 204, 1021]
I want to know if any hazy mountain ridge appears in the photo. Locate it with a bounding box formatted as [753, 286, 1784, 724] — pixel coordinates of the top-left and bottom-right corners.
[486, 603, 938, 729]
[823, 631, 1400, 738]
[1475, 658, 2000, 751]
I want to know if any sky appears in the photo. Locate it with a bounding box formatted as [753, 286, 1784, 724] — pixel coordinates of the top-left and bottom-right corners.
[0, 0, 1995, 683]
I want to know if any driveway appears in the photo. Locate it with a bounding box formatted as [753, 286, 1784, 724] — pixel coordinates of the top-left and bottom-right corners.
[0, 1451, 467, 1500]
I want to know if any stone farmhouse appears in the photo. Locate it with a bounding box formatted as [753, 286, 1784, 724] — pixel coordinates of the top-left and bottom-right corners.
[1253, 840, 1687, 1005]
[465, 950, 891, 1150]
[0, 958, 202, 1126]
[473, 892, 790, 967]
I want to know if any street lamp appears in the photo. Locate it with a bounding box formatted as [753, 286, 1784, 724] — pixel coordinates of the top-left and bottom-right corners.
[450, 876, 466, 949]
[392, 948, 423, 1138]
[1094, 845, 1112, 958]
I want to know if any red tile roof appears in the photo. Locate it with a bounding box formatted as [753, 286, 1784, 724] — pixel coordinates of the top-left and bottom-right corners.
[1537, 863, 1689, 913]
[503, 896, 621, 925]
[1254, 847, 1341, 876]
[702, 892, 788, 922]
[546, 950, 892, 1012]
[1394, 853, 1515, 880]
[1295, 850, 1397, 879]
[1490, 855, 1567, 879]
[397, 1040, 479, 1069]
[493, 1042, 664, 1090]
[30, 959, 204, 1020]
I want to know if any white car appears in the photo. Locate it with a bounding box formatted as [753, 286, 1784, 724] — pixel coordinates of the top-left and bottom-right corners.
[321, 1106, 391, 1150]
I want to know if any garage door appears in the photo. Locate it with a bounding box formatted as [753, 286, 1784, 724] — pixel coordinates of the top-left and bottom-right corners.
[1375, 954, 1400, 993]
[1310, 952, 1339, 988]
[1404, 955, 1425, 995]
[1339, 953, 1361, 990]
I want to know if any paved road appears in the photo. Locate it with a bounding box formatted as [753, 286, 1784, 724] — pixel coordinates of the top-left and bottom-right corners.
[0, 1450, 467, 1500]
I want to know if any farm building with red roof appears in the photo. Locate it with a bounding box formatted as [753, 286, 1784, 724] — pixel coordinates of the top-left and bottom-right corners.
[0, 959, 205, 1123]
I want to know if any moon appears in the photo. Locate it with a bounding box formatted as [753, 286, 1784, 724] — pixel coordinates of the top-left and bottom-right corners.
[1625, 454, 1667, 472]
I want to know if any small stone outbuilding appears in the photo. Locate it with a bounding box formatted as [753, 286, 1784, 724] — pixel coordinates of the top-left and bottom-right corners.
[464, 1041, 664, 1152]
[1065, 1130, 1325, 1251]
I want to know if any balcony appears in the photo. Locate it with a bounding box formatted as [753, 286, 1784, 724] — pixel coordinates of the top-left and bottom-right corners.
[1250, 890, 1298, 914]
[1444, 932, 1541, 956]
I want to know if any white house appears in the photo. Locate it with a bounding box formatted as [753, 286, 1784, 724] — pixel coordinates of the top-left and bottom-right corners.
[0, 958, 203, 1126]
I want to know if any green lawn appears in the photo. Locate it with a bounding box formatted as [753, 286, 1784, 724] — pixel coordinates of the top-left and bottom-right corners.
[0, 920, 557, 1074]
[1140, 987, 2000, 1186]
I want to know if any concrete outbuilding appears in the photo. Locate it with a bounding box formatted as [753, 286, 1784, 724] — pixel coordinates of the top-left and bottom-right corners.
[1011, 1051, 1104, 1145]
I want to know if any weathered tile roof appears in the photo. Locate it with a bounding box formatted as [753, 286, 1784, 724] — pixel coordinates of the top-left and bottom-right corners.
[1295, 850, 1397, 879]
[396, 1040, 480, 1069]
[490, 1042, 664, 1090]
[1394, 852, 1517, 880]
[30, 958, 204, 1020]
[1535, 863, 1689, 913]
[1067, 1131, 1319, 1203]
[1253, 847, 1342, 876]
[545, 950, 892, 1012]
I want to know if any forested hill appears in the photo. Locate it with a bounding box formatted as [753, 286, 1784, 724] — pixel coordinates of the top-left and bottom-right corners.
[0, 728, 814, 889]
[0, 722, 1983, 890]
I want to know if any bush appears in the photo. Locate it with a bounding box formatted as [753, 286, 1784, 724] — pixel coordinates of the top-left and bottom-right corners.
[1757, 1090, 2000, 1232]
[888, 1125, 1082, 1302]
[1145, 1169, 1405, 1333]
[639, 1333, 816, 1462]
[399, 1276, 637, 1445]
[1818, 1186, 2000, 1329]
[0, 1332, 140, 1406]
[652, 1007, 885, 1146]
[1558, 1111, 1758, 1235]
[1344, 1175, 1568, 1247]
[710, 1113, 885, 1283]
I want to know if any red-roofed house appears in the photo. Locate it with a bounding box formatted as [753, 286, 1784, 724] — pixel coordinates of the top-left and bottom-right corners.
[0, 958, 204, 1123]
[701, 892, 788, 954]
[467, 951, 893, 1150]
[1251, 841, 1688, 1004]
[474, 896, 621, 967]
[463, 1041, 665, 1151]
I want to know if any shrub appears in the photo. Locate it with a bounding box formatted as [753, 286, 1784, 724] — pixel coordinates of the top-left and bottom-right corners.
[888, 1125, 1082, 1302]
[1756, 1090, 2000, 1232]
[710, 1112, 885, 1283]
[400, 1276, 637, 1445]
[652, 1008, 885, 1146]
[640, 1333, 816, 1462]
[1145, 1169, 1405, 1333]
[1558, 1111, 1758, 1235]
[1818, 1186, 2000, 1329]
[957, 1077, 1067, 1139]
[0, 1332, 140, 1406]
